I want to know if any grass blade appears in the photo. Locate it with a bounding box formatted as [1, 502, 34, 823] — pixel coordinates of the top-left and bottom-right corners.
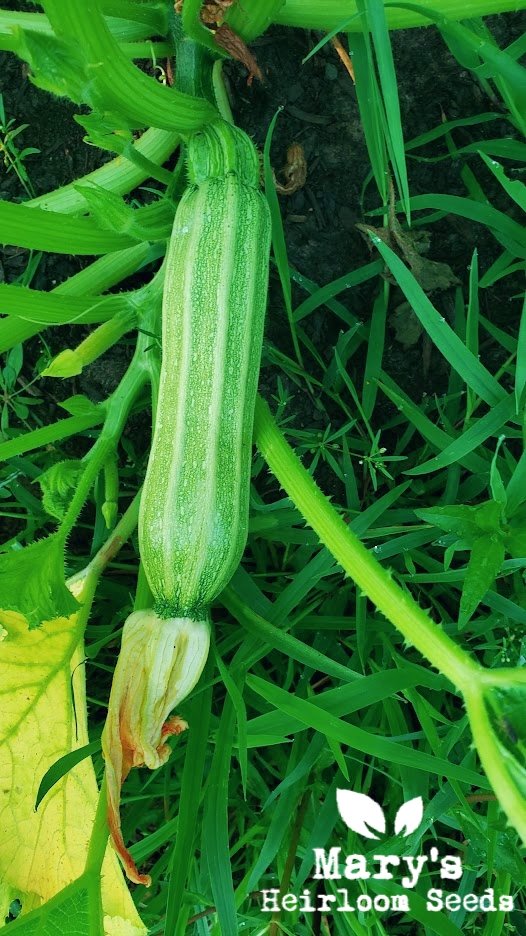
[165, 674, 212, 934]
[263, 108, 303, 366]
[360, 0, 410, 218]
[248, 675, 489, 786]
[406, 395, 514, 477]
[370, 237, 506, 406]
[202, 696, 237, 935]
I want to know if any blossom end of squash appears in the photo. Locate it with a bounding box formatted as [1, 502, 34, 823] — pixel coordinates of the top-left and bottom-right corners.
[101, 609, 210, 884]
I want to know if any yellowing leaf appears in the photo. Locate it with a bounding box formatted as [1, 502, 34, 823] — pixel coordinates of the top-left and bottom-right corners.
[0, 578, 146, 934]
[104, 917, 146, 936]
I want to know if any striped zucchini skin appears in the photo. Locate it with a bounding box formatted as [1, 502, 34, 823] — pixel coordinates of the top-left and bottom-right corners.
[139, 123, 270, 619]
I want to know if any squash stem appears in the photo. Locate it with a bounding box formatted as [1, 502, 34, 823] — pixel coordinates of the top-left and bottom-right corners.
[84, 775, 109, 878]
[253, 395, 478, 693]
[59, 330, 152, 541]
[272, 0, 522, 32]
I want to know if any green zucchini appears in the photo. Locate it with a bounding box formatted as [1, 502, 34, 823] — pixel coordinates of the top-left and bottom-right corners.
[102, 120, 270, 883]
[139, 120, 271, 619]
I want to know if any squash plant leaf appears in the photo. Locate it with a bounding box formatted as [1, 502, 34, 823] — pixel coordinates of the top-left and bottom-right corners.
[73, 185, 143, 238]
[459, 533, 505, 627]
[0, 535, 79, 628]
[16, 31, 89, 104]
[6, 869, 144, 936]
[0, 584, 146, 933]
[38, 460, 85, 522]
[5, 875, 99, 936]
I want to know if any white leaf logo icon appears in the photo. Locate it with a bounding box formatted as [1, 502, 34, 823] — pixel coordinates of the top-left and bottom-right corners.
[336, 790, 386, 840]
[394, 796, 424, 837]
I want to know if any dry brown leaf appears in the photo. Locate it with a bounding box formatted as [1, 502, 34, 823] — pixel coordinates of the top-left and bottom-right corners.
[356, 184, 459, 294]
[275, 143, 307, 195]
[175, 1, 235, 25]
[213, 23, 263, 84]
[201, 0, 235, 25]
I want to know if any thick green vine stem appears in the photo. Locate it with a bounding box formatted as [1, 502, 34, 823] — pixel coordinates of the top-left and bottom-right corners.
[84, 775, 109, 879]
[170, 4, 219, 95]
[253, 396, 477, 691]
[41, 0, 217, 131]
[272, 0, 523, 31]
[463, 687, 526, 844]
[27, 129, 179, 214]
[253, 396, 526, 843]
[57, 332, 152, 544]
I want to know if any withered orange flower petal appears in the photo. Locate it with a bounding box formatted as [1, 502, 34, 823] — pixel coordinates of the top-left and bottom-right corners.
[101, 610, 210, 884]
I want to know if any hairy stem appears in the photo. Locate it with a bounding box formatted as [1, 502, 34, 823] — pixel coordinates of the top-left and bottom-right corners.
[272, 0, 522, 31]
[59, 322, 156, 540]
[253, 395, 478, 692]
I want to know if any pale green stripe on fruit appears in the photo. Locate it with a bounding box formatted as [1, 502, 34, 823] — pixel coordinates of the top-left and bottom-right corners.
[161, 185, 204, 601]
[190, 178, 240, 596]
[216, 187, 267, 584]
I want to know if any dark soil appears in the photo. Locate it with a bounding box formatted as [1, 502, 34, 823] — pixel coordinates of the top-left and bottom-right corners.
[223, 16, 526, 408]
[1, 9, 525, 422]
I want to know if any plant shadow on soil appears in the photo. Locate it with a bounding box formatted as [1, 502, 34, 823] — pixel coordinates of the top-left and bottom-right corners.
[0, 9, 525, 491]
